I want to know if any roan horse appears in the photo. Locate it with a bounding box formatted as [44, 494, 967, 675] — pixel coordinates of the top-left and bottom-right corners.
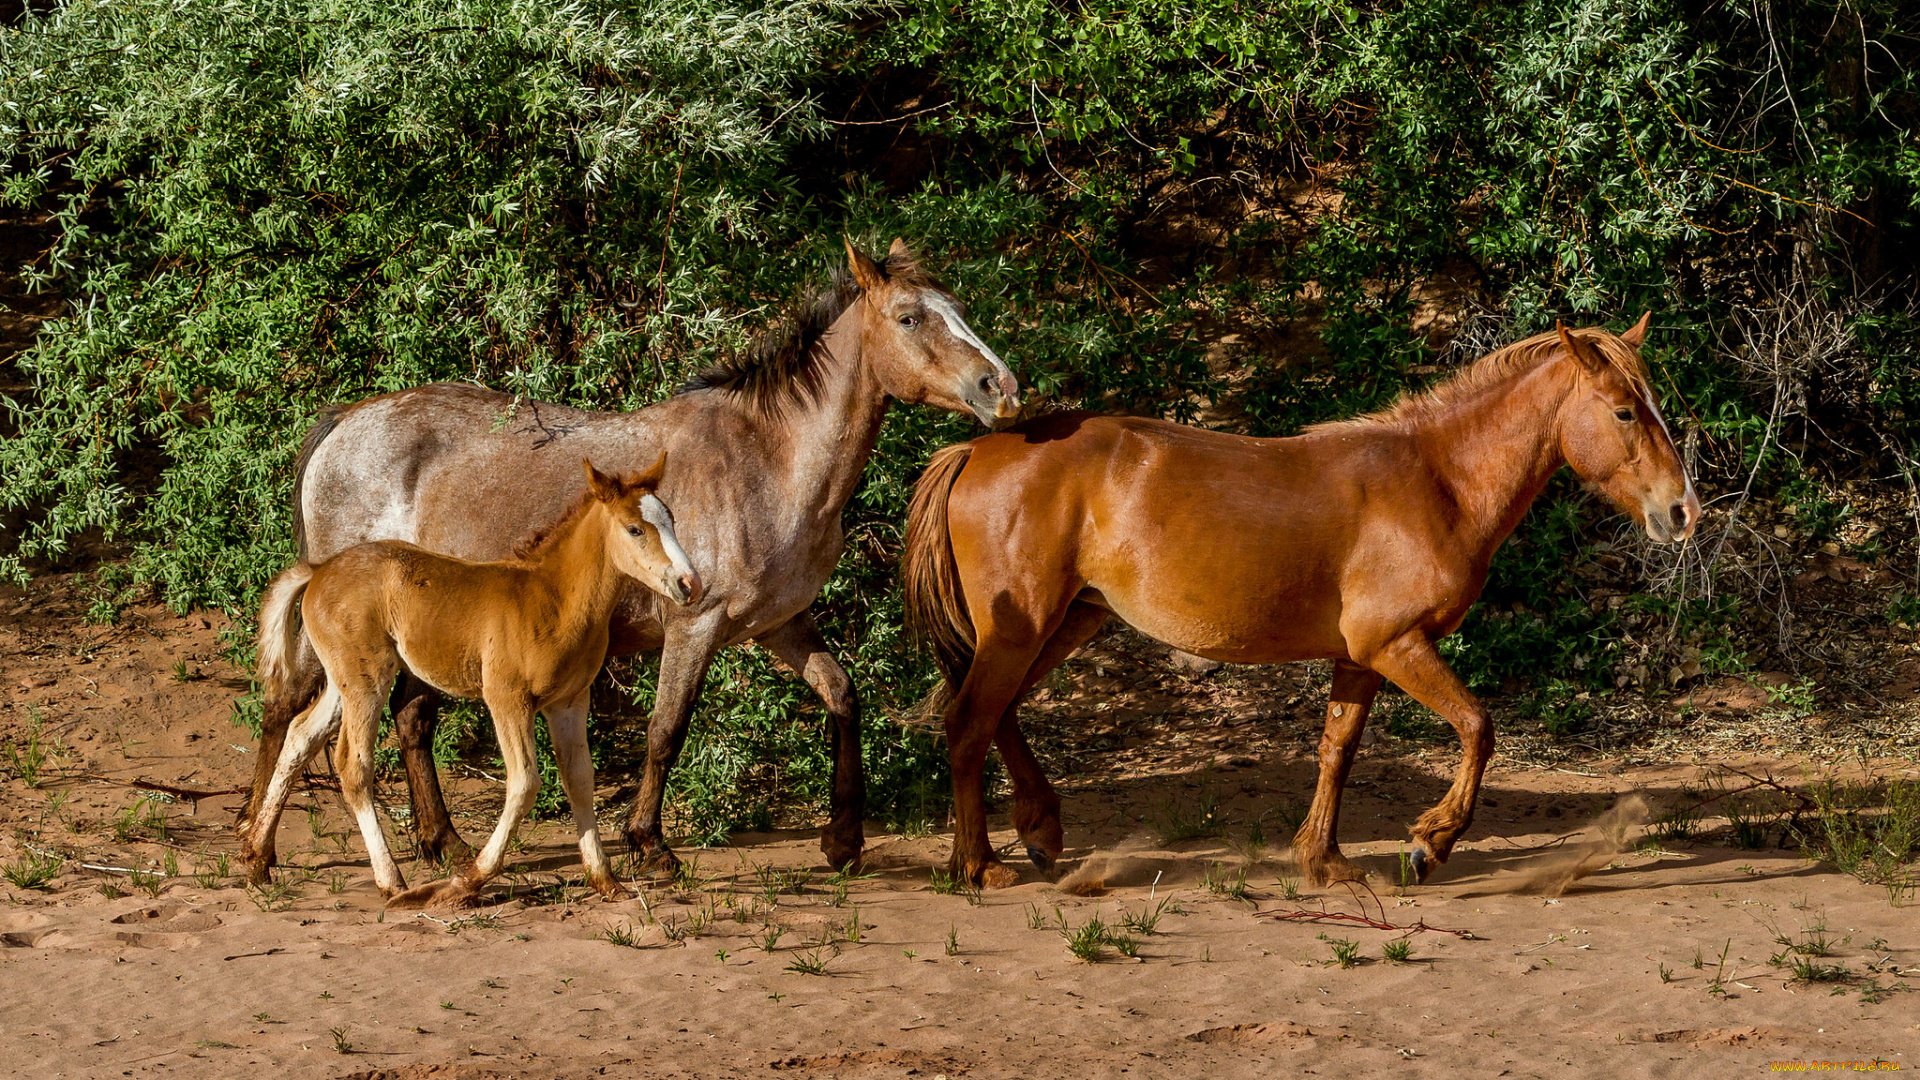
[239, 240, 1019, 878]
[904, 318, 1699, 888]
[245, 457, 700, 904]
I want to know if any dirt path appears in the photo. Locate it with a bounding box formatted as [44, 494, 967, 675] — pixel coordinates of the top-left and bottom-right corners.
[2, 580, 1916, 1078]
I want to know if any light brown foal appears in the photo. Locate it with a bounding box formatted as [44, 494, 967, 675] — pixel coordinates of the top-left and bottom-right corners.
[244, 456, 701, 906]
[905, 317, 1700, 888]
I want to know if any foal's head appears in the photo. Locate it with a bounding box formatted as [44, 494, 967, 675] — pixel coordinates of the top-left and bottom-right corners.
[583, 456, 703, 605]
[845, 238, 1021, 426]
[1554, 316, 1700, 543]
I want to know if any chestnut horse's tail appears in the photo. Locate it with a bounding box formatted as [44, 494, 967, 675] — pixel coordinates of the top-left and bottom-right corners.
[904, 442, 977, 699]
[255, 563, 315, 702]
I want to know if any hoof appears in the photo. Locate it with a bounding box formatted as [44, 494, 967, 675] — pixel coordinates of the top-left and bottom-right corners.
[385, 878, 474, 910]
[1025, 846, 1058, 878]
[980, 862, 1020, 890]
[1409, 847, 1434, 884]
[1297, 848, 1367, 889]
[634, 847, 681, 881]
[591, 876, 635, 901]
[820, 832, 864, 873]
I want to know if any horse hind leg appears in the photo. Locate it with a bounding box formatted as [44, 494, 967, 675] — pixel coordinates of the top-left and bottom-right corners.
[1291, 660, 1383, 888]
[392, 688, 540, 909]
[336, 669, 409, 895]
[998, 601, 1109, 876]
[241, 679, 343, 886]
[944, 631, 1057, 890]
[238, 631, 324, 852]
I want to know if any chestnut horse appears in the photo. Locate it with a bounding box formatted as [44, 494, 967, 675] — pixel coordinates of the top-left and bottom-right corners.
[904, 318, 1699, 888]
[240, 240, 1019, 877]
[245, 457, 700, 904]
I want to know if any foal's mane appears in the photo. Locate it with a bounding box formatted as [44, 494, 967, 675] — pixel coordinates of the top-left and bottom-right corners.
[1307, 325, 1649, 435]
[675, 249, 945, 416]
[510, 489, 602, 562]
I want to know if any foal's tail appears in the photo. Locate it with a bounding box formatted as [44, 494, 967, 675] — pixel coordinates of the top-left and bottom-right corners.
[903, 442, 978, 703]
[255, 563, 315, 702]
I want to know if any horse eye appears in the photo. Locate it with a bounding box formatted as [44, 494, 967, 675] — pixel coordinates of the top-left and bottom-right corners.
[899, 314, 919, 329]
[626, 525, 643, 537]
[1613, 407, 1635, 423]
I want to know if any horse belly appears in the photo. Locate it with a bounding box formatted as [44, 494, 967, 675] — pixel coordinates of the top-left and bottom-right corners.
[1094, 575, 1347, 664]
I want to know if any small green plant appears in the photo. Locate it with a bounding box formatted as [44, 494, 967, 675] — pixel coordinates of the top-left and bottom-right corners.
[1763, 676, 1818, 714]
[1275, 875, 1303, 901]
[329, 1026, 353, 1054]
[98, 882, 124, 900]
[170, 659, 195, 683]
[1326, 937, 1361, 968]
[4, 711, 56, 788]
[1651, 802, 1702, 843]
[1706, 939, 1733, 996]
[928, 867, 960, 895]
[1118, 894, 1181, 936]
[785, 949, 829, 975]
[603, 922, 642, 948]
[715, 948, 729, 962]
[1382, 939, 1413, 963]
[161, 849, 180, 878]
[1025, 903, 1052, 930]
[3, 849, 62, 890]
[671, 854, 705, 894]
[1202, 861, 1250, 901]
[1658, 962, 1673, 983]
[1791, 777, 1920, 897]
[248, 879, 298, 912]
[1061, 913, 1110, 962]
[842, 908, 862, 944]
[757, 924, 786, 952]
[1788, 957, 1849, 983]
[944, 924, 960, 956]
[1395, 848, 1417, 888]
[129, 865, 165, 899]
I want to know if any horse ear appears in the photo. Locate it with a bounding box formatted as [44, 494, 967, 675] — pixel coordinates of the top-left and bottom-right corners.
[629, 452, 667, 493]
[887, 237, 911, 261]
[1556, 321, 1605, 373]
[1620, 311, 1652, 348]
[844, 236, 885, 292]
[583, 458, 619, 501]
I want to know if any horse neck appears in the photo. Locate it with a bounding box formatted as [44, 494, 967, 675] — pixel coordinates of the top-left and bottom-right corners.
[1412, 359, 1574, 556]
[525, 502, 627, 638]
[768, 310, 892, 526]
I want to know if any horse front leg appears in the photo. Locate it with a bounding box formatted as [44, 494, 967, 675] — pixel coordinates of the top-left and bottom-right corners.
[754, 611, 864, 871]
[390, 673, 471, 863]
[624, 611, 727, 877]
[1291, 660, 1383, 887]
[1365, 635, 1493, 883]
[545, 691, 630, 899]
[943, 637, 1046, 890]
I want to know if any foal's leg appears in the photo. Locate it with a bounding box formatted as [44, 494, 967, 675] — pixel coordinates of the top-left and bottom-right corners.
[391, 688, 541, 909]
[624, 611, 728, 876]
[335, 672, 408, 894]
[242, 681, 342, 886]
[1365, 635, 1492, 883]
[756, 611, 864, 870]
[390, 673, 472, 863]
[1291, 661, 1384, 887]
[994, 601, 1109, 875]
[238, 631, 324, 858]
[544, 691, 629, 899]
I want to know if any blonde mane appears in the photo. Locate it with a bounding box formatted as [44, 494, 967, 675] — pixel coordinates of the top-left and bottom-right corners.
[1306, 325, 1649, 435]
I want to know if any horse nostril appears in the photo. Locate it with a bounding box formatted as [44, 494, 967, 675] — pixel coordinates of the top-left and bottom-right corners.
[1669, 503, 1689, 529]
[977, 374, 996, 396]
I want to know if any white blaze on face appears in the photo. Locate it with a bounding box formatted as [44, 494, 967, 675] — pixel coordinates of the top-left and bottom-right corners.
[928, 295, 1017, 409]
[639, 493, 696, 585]
[1633, 380, 1697, 538]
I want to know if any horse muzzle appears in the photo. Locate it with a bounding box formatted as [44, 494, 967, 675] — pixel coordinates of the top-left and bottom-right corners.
[1642, 489, 1701, 544]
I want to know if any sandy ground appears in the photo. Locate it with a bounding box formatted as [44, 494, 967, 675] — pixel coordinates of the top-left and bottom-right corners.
[3, 579, 1917, 1079]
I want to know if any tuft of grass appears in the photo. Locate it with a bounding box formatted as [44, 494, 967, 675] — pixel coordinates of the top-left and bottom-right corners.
[4, 711, 58, 788]
[1118, 894, 1182, 936]
[1382, 939, 1413, 963]
[1202, 861, 1250, 901]
[784, 949, 829, 976]
[944, 924, 960, 957]
[1055, 909, 1135, 962]
[756, 924, 786, 953]
[329, 1026, 353, 1054]
[1791, 777, 1920, 900]
[129, 865, 165, 899]
[3, 849, 63, 890]
[1650, 802, 1702, 843]
[1658, 962, 1673, 983]
[603, 922, 642, 948]
[1788, 957, 1849, 983]
[1275, 875, 1303, 901]
[1326, 936, 1361, 968]
[671, 854, 705, 894]
[928, 867, 961, 895]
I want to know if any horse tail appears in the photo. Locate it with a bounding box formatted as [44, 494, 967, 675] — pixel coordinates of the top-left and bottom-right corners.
[255, 563, 314, 702]
[290, 405, 343, 562]
[903, 442, 977, 706]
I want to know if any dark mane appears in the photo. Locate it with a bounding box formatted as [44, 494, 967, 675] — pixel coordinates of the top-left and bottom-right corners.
[676, 249, 945, 415]
[1306, 324, 1649, 435]
[510, 489, 600, 562]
